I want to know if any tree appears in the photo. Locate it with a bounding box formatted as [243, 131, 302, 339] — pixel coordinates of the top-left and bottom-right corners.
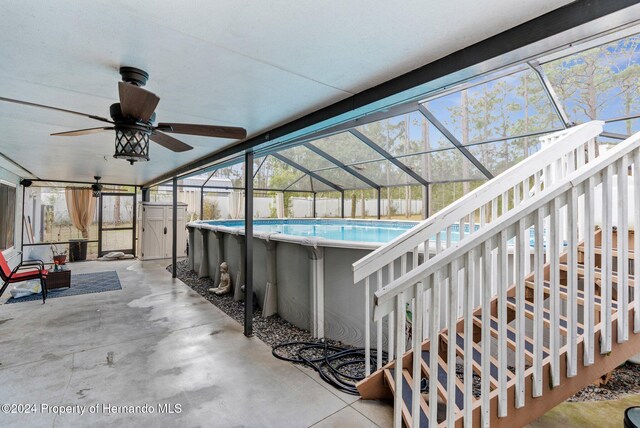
[114, 195, 121, 225]
[460, 90, 470, 193]
[350, 192, 357, 218]
[421, 114, 432, 216]
[248, 34, 640, 218]
[543, 35, 640, 125]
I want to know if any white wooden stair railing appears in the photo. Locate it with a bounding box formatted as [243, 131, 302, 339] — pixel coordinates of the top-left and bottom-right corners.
[359, 128, 640, 427]
[353, 121, 604, 377]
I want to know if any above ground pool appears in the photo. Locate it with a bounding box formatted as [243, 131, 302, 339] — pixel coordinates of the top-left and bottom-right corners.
[187, 218, 532, 347]
[187, 218, 419, 347]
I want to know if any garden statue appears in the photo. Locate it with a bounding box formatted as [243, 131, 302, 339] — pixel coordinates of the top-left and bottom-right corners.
[209, 262, 231, 295]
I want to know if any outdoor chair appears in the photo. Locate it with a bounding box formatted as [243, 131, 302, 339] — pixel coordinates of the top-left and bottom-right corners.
[0, 251, 48, 303]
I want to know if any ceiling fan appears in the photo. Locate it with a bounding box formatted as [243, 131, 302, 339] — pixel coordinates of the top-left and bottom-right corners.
[0, 67, 247, 164]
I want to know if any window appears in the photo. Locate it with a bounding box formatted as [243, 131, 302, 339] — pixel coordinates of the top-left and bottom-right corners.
[541, 34, 640, 124]
[426, 68, 563, 145]
[0, 181, 16, 250]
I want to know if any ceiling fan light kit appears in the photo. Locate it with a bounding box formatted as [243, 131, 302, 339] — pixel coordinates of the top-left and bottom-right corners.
[113, 125, 151, 165]
[109, 100, 152, 164]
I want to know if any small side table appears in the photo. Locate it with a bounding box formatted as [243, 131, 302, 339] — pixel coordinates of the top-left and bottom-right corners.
[47, 269, 71, 290]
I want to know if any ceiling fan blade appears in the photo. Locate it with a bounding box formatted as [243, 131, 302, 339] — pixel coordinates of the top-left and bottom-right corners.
[150, 131, 193, 152]
[51, 126, 114, 137]
[0, 96, 113, 124]
[118, 82, 160, 122]
[156, 123, 247, 140]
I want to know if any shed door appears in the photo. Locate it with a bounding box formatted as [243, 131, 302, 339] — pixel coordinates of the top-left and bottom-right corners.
[142, 205, 166, 259]
[166, 206, 186, 258]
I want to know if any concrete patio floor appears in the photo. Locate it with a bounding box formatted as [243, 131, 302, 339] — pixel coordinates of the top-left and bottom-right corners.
[2, 259, 636, 428]
[0, 259, 393, 428]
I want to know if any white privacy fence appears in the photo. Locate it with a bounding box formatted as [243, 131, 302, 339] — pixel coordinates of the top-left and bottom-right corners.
[313, 198, 423, 218]
[155, 191, 424, 220]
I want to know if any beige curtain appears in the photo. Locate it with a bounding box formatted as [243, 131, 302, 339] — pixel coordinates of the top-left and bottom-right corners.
[229, 190, 244, 219]
[65, 188, 96, 239]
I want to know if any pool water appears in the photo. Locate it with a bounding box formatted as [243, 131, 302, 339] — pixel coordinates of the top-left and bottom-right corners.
[201, 219, 541, 246]
[202, 219, 419, 244]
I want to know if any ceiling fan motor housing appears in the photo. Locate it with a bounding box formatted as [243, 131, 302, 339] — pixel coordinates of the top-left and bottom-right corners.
[119, 66, 149, 87]
[109, 103, 155, 124]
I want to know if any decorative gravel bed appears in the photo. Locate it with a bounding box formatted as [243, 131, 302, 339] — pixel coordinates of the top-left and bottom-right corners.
[170, 260, 640, 402]
[170, 260, 328, 347]
[568, 362, 640, 402]
[169, 260, 367, 385]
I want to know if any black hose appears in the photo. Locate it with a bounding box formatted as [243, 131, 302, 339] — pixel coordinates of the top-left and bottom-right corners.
[272, 341, 386, 395]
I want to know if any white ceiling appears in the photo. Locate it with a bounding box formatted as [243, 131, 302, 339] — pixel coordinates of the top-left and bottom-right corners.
[0, 0, 573, 185]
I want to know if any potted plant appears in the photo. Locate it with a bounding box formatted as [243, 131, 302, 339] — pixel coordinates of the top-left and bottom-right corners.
[51, 244, 68, 265]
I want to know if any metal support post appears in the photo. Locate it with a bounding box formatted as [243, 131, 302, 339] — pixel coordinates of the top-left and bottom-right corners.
[244, 151, 254, 337]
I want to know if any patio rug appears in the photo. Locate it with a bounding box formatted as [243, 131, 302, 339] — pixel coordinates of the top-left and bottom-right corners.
[6, 271, 121, 304]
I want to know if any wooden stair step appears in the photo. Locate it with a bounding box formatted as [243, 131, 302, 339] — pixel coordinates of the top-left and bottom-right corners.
[449, 333, 499, 387]
[578, 245, 635, 260]
[384, 368, 430, 427]
[525, 280, 617, 310]
[559, 263, 635, 286]
[357, 228, 636, 426]
[420, 349, 465, 412]
[506, 297, 585, 335]
[473, 313, 548, 360]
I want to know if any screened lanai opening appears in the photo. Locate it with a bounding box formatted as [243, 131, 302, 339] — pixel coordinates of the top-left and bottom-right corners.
[21, 181, 138, 261]
[170, 28, 640, 222]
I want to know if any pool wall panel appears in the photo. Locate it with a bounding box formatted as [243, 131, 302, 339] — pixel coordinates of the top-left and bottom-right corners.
[251, 238, 268, 306]
[224, 235, 242, 295]
[276, 242, 311, 331]
[187, 229, 194, 270]
[323, 247, 370, 346]
[205, 231, 219, 286]
[193, 229, 203, 273]
[205, 233, 269, 304]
